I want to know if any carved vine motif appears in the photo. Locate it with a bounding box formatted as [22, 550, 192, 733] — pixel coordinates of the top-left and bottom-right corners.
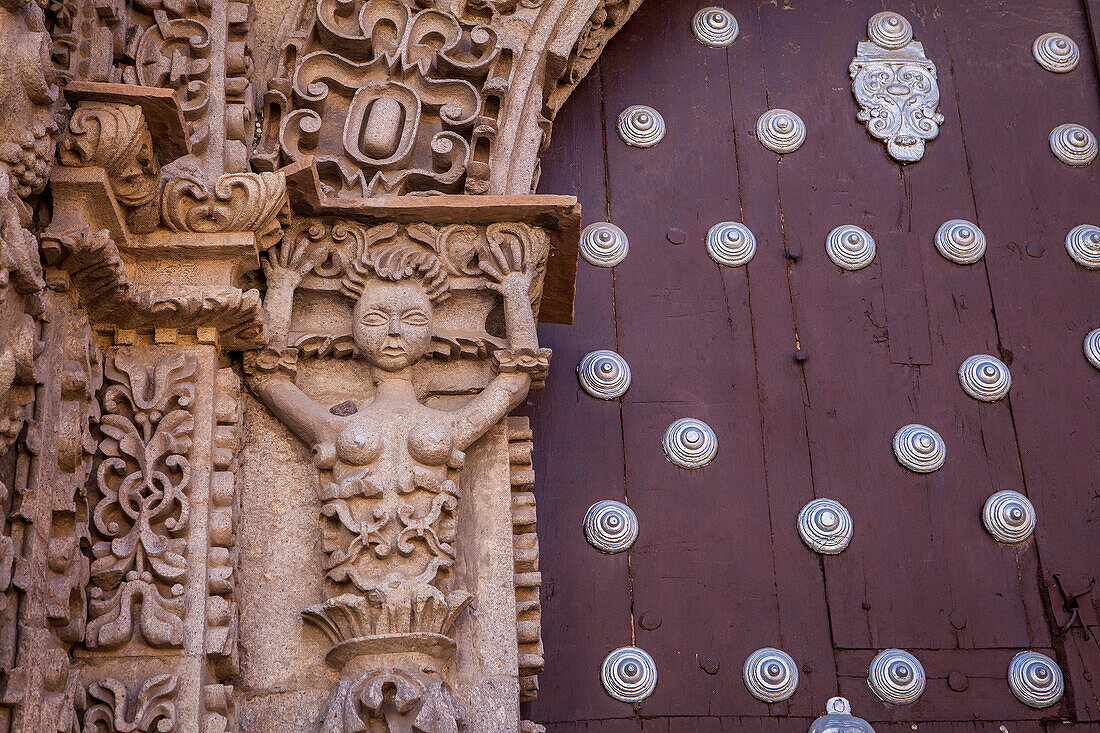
[849, 13, 944, 163]
[86, 354, 196, 650]
[82, 674, 179, 733]
[256, 0, 513, 197]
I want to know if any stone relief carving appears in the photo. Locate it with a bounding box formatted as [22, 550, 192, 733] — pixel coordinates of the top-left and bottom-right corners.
[82, 674, 179, 732]
[849, 12, 943, 163]
[245, 216, 551, 730]
[254, 0, 513, 197]
[87, 354, 196, 650]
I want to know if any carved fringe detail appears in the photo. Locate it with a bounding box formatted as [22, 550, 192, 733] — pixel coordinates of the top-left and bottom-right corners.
[508, 415, 543, 702]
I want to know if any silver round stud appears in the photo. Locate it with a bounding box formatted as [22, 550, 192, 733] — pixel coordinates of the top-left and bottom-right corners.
[578, 350, 631, 400]
[617, 105, 665, 148]
[797, 498, 853, 555]
[580, 222, 629, 267]
[893, 424, 946, 473]
[706, 221, 757, 267]
[583, 500, 639, 554]
[601, 646, 657, 703]
[757, 109, 806, 154]
[662, 418, 718, 469]
[867, 11, 914, 50]
[982, 490, 1036, 544]
[1008, 651, 1064, 708]
[958, 354, 1011, 402]
[809, 698, 875, 733]
[1084, 328, 1100, 370]
[1033, 32, 1080, 73]
[1065, 224, 1100, 269]
[1049, 123, 1098, 166]
[825, 225, 876, 270]
[743, 647, 799, 703]
[935, 219, 987, 264]
[692, 7, 738, 48]
[868, 649, 926, 706]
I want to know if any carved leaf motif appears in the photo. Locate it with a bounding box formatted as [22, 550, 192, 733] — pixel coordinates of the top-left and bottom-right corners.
[87, 354, 195, 650]
[83, 674, 178, 733]
[161, 172, 290, 251]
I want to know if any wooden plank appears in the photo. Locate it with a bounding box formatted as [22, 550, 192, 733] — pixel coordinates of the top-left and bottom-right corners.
[754, 0, 1047, 654]
[836, 648, 1065, 722]
[597, 0, 785, 717]
[724, 2, 839, 717]
[522, 66, 636, 724]
[938, 0, 1100, 720]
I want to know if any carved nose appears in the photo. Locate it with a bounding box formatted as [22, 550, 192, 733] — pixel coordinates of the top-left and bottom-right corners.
[358, 97, 405, 159]
[886, 83, 911, 96]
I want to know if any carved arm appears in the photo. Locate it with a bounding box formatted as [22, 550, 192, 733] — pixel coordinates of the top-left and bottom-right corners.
[450, 241, 551, 449]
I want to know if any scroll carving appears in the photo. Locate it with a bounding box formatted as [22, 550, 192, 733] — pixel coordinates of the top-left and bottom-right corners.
[82, 674, 179, 733]
[59, 103, 162, 233]
[255, 0, 513, 197]
[161, 172, 290, 251]
[86, 354, 196, 650]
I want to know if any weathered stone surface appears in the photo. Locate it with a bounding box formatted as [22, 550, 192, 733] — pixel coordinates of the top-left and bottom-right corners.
[0, 0, 629, 728]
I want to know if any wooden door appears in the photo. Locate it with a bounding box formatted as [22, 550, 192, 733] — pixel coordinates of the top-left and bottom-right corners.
[522, 0, 1100, 730]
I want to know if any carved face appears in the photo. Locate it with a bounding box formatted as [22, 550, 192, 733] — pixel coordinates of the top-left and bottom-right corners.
[353, 280, 433, 372]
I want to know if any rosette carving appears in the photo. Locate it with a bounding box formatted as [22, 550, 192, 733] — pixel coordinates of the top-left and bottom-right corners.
[849, 12, 944, 163]
[86, 354, 196, 650]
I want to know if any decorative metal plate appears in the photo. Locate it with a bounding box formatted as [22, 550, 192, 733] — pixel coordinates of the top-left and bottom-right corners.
[601, 646, 657, 702]
[1085, 328, 1100, 370]
[617, 105, 665, 148]
[797, 498, 853, 555]
[935, 219, 986, 264]
[583, 500, 639, 554]
[1065, 224, 1100, 269]
[692, 7, 738, 48]
[809, 698, 875, 733]
[849, 12, 943, 163]
[958, 354, 1011, 402]
[756, 109, 806, 154]
[1008, 651, 1064, 708]
[893, 424, 946, 473]
[868, 649, 926, 705]
[982, 490, 1036, 544]
[826, 225, 876, 270]
[706, 221, 757, 267]
[743, 647, 799, 702]
[1033, 33, 1080, 73]
[1049, 123, 1097, 166]
[580, 222, 629, 267]
[578, 350, 631, 399]
[662, 418, 718, 469]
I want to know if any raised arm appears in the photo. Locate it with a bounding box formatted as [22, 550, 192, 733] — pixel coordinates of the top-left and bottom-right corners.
[450, 238, 551, 449]
[245, 239, 341, 448]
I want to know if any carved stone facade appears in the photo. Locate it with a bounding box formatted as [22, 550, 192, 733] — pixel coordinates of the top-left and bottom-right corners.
[0, 0, 638, 729]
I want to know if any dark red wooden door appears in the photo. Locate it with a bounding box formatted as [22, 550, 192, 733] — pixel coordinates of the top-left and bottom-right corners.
[523, 1, 1100, 730]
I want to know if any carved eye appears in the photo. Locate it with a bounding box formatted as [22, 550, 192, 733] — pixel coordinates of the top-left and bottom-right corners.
[361, 311, 387, 327]
[402, 311, 429, 327]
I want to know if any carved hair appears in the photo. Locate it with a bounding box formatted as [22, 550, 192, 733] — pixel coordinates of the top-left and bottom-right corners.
[339, 235, 450, 305]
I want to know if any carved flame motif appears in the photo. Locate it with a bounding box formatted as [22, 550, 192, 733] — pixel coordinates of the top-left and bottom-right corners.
[87, 354, 196, 650]
[849, 13, 944, 163]
[264, 0, 510, 196]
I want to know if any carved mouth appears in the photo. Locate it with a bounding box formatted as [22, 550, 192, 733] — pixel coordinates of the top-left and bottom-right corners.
[382, 346, 406, 357]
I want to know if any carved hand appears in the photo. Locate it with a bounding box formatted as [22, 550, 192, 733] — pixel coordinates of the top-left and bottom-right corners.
[260, 238, 316, 351]
[477, 238, 534, 303]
